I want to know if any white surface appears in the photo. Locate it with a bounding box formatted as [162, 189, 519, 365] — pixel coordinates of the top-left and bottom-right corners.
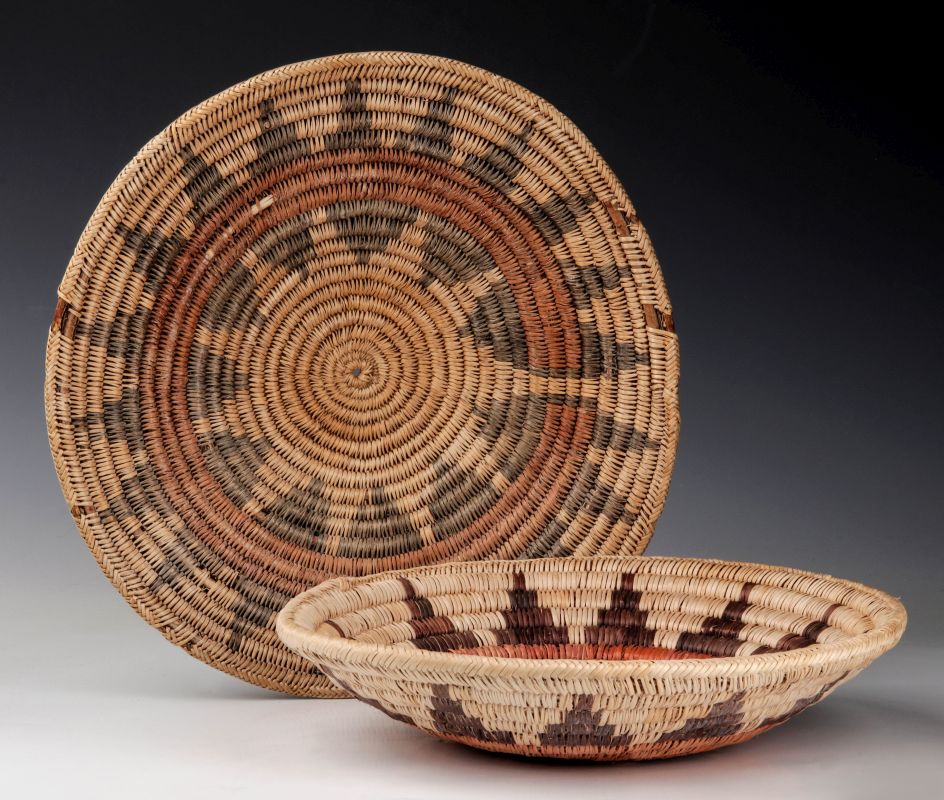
[2, 600, 942, 800]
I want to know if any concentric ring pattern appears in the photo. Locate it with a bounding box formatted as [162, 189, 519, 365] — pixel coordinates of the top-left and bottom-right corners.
[45, 52, 680, 695]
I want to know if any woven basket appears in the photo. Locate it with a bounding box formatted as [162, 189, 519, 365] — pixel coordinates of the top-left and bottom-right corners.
[277, 556, 906, 760]
[45, 52, 679, 696]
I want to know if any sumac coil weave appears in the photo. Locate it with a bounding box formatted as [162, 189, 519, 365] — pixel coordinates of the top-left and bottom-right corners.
[45, 53, 679, 696]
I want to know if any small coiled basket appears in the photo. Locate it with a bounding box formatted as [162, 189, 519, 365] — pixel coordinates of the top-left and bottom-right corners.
[277, 556, 906, 760]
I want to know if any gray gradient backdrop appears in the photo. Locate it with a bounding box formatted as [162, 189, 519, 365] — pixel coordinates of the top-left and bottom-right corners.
[2, 2, 941, 798]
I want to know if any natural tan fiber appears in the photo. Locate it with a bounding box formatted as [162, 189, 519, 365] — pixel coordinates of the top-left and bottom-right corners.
[277, 556, 906, 759]
[44, 52, 679, 696]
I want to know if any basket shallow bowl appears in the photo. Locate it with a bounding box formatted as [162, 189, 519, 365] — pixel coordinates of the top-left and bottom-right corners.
[277, 555, 906, 760]
[45, 51, 679, 696]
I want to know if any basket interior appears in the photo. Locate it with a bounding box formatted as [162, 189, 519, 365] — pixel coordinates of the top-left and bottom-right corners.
[311, 565, 877, 661]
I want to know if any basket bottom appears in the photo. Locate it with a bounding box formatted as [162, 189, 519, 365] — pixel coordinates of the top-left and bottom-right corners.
[433, 724, 774, 761]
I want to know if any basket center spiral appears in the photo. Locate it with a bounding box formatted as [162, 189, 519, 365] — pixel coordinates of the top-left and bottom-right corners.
[182, 171, 572, 566]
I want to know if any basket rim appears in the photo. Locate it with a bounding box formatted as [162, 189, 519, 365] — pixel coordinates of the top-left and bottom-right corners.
[276, 554, 907, 683]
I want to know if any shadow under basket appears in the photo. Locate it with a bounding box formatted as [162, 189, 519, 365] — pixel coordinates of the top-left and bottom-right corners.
[277, 556, 906, 760]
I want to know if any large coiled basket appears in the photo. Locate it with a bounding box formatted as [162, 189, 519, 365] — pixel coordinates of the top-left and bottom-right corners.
[45, 52, 679, 696]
